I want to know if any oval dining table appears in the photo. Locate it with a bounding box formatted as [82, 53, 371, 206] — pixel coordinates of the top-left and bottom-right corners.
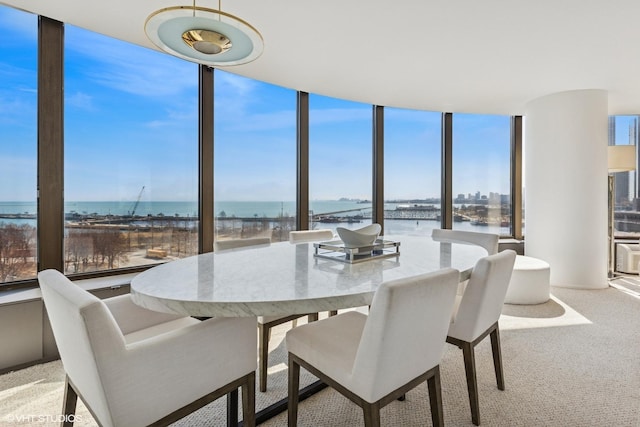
[130, 234, 487, 426]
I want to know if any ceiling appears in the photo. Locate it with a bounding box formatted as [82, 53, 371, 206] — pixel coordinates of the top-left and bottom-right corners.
[5, 0, 640, 115]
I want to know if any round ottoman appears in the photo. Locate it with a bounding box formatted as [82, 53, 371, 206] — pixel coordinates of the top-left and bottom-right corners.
[504, 255, 551, 304]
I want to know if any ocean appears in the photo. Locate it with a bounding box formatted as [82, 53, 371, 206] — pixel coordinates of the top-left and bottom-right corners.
[0, 200, 374, 218]
[0, 200, 510, 235]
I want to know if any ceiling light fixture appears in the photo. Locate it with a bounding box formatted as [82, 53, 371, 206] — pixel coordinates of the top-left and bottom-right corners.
[145, 0, 263, 66]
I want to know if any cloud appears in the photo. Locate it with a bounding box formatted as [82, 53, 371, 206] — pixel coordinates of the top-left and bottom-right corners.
[216, 71, 258, 97]
[214, 71, 299, 132]
[65, 26, 197, 98]
[66, 92, 95, 111]
[224, 110, 297, 132]
[214, 72, 259, 116]
[144, 105, 198, 129]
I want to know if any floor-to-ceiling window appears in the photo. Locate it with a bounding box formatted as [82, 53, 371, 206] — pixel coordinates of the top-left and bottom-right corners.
[521, 117, 526, 238]
[384, 108, 441, 236]
[64, 26, 199, 274]
[452, 113, 511, 236]
[608, 115, 639, 237]
[213, 70, 296, 243]
[308, 95, 372, 233]
[0, 7, 37, 285]
[0, 2, 526, 289]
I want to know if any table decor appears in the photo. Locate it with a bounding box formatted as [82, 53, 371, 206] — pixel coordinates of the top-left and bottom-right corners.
[336, 223, 381, 249]
[313, 238, 400, 263]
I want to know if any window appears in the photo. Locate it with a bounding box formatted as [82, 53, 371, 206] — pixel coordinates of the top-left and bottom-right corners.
[0, 7, 37, 284]
[521, 116, 526, 237]
[64, 26, 199, 274]
[309, 95, 372, 233]
[452, 114, 511, 235]
[384, 108, 441, 237]
[608, 115, 639, 237]
[214, 70, 296, 243]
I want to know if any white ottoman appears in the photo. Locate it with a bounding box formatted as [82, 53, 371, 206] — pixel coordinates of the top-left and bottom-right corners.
[504, 255, 551, 305]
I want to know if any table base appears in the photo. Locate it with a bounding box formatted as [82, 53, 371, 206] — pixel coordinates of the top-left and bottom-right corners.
[229, 380, 327, 426]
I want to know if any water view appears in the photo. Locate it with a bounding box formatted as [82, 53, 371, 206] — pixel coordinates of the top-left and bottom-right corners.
[0, 199, 510, 283]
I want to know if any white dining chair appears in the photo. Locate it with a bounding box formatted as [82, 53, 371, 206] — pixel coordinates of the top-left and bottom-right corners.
[446, 250, 517, 426]
[431, 228, 499, 255]
[214, 236, 271, 251]
[432, 228, 500, 297]
[38, 269, 257, 427]
[289, 229, 334, 244]
[290, 228, 338, 318]
[286, 268, 460, 427]
[215, 236, 319, 392]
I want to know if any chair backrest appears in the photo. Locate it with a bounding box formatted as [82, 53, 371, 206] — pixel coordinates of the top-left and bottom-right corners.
[448, 250, 517, 342]
[38, 269, 123, 427]
[288, 229, 334, 244]
[214, 237, 271, 252]
[351, 268, 459, 403]
[431, 228, 499, 255]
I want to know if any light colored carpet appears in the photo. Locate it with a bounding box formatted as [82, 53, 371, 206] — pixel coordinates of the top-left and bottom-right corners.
[1, 282, 639, 427]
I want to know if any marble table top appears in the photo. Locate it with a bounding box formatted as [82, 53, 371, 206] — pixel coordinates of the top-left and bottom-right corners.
[130, 235, 487, 317]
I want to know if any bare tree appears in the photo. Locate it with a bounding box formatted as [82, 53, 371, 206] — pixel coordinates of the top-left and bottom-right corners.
[102, 229, 129, 269]
[0, 223, 36, 282]
[65, 229, 92, 273]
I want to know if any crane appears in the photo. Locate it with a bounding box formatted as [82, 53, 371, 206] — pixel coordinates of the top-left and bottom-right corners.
[128, 186, 145, 217]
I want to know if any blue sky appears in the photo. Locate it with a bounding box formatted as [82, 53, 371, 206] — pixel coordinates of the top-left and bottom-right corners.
[1, 5, 514, 203]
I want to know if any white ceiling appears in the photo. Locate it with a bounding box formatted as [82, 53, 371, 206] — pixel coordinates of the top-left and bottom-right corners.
[5, 0, 640, 115]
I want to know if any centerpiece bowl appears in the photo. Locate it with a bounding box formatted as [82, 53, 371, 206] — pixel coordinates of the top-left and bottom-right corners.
[336, 223, 382, 249]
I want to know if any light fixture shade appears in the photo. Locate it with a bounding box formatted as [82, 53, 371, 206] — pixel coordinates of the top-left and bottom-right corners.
[145, 6, 263, 66]
[608, 145, 636, 172]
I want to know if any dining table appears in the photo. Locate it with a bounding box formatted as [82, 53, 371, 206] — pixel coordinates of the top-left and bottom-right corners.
[130, 234, 487, 426]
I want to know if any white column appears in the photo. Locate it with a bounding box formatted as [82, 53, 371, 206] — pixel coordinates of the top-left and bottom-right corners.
[525, 89, 608, 289]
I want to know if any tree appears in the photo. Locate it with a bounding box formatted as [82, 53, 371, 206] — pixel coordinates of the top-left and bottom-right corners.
[65, 229, 92, 273]
[95, 229, 129, 269]
[0, 223, 36, 282]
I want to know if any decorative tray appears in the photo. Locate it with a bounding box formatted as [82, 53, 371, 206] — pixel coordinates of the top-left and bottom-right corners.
[313, 239, 400, 264]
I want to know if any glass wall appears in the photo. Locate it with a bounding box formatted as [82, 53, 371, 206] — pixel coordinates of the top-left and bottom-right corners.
[609, 115, 639, 237]
[64, 26, 199, 274]
[452, 114, 511, 236]
[308, 95, 372, 233]
[521, 117, 526, 237]
[384, 108, 441, 237]
[0, 1, 527, 287]
[0, 7, 37, 284]
[213, 70, 296, 243]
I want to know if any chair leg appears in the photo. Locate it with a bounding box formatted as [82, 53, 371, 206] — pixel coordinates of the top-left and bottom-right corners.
[259, 323, 269, 392]
[288, 355, 301, 427]
[490, 327, 505, 391]
[362, 402, 381, 427]
[462, 341, 481, 426]
[61, 376, 78, 427]
[427, 366, 444, 427]
[226, 389, 238, 427]
[241, 372, 256, 427]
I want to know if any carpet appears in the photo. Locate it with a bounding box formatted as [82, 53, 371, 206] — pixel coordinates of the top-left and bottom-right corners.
[1, 283, 639, 426]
